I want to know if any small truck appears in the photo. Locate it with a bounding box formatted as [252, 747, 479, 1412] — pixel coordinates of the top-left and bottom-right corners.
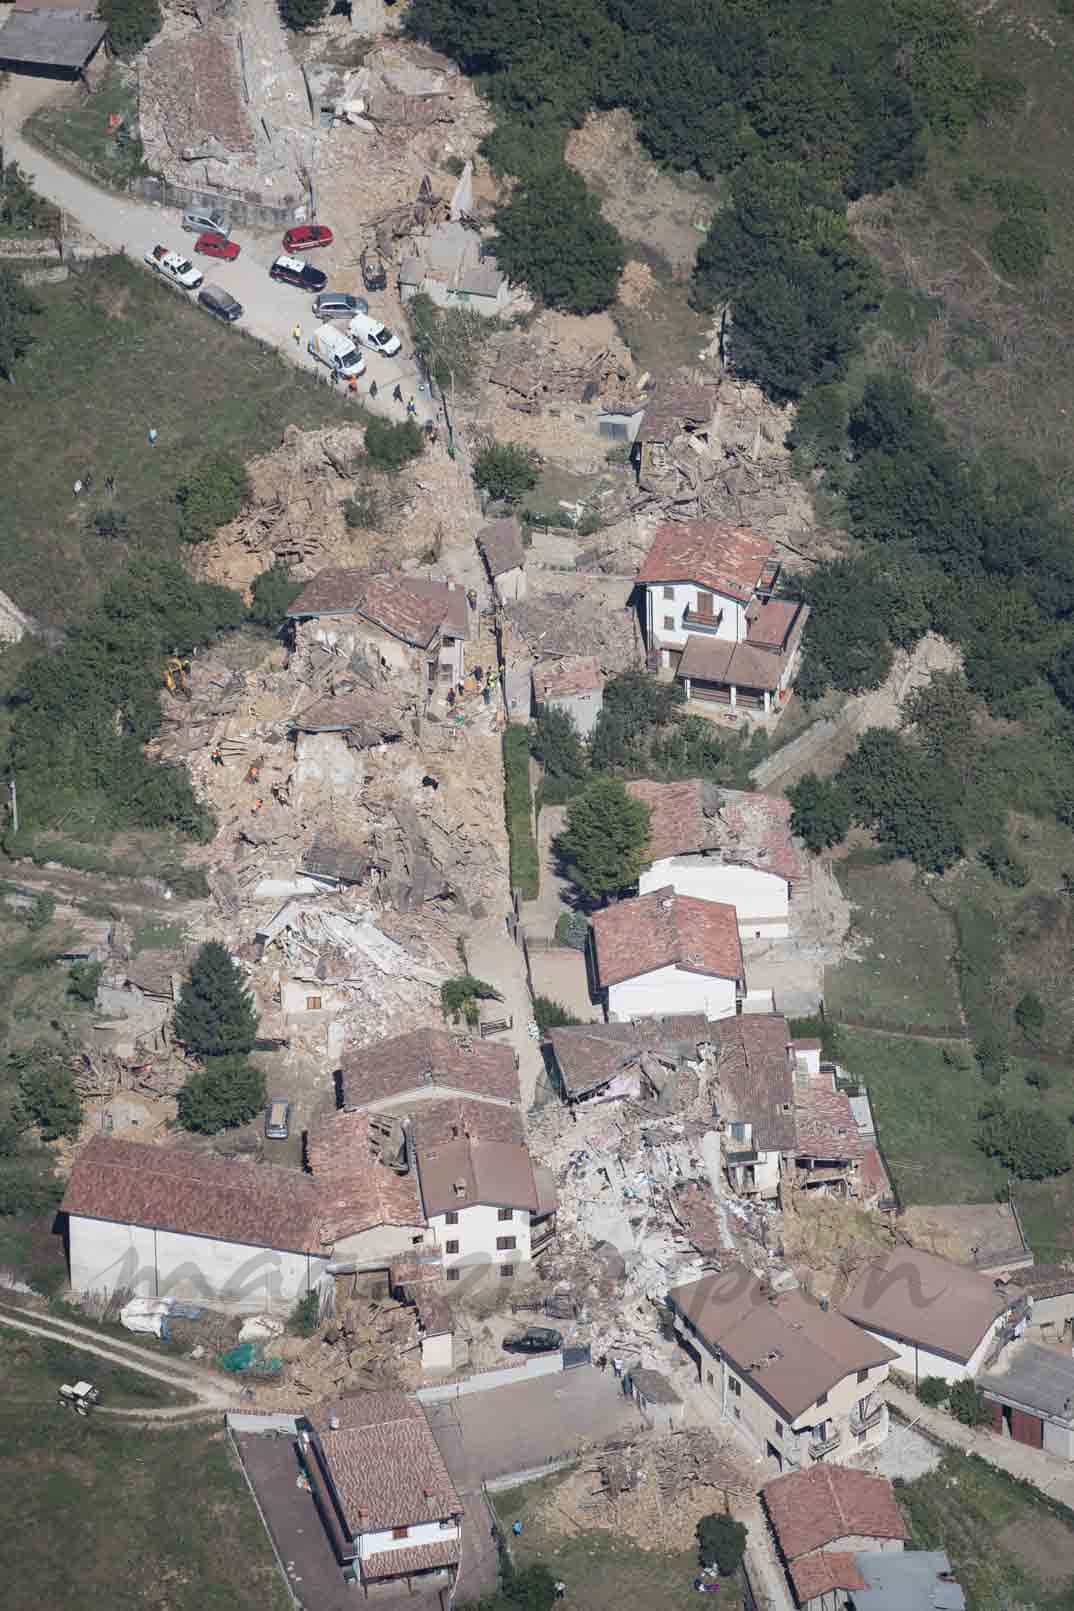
[59, 1380, 100, 1416]
[144, 244, 204, 290]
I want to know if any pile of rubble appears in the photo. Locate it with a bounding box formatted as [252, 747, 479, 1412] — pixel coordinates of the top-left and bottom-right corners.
[278, 1291, 420, 1399]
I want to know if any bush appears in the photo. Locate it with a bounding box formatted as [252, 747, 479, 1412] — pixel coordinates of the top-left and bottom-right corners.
[174, 941, 258, 1058]
[176, 1055, 266, 1134]
[249, 563, 302, 630]
[440, 974, 500, 1027]
[977, 1098, 1070, 1179]
[697, 1512, 747, 1574]
[1014, 990, 1046, 1046]
[24, 893, 55, 932]
[975, 1031, 1010, 1087]
[917, 1376, 949, 1407]
[474, 440, 539, 504]
[530, 706, 588, 804]
[279, 0, 328, 28]
[289, 1291, 320, 1336]
[787, 773, 852, 852]
[98, 0, 161, 56]
[364, 416, 424, 473]
[533, 995, 582, 1035]
[92, 507, 130, 541]
[504, 726, 540, 898]
[67, 961, 102, 1004]
[554, 911, 589, 951]
[948, 1379, 989, 1427]
[989, 214, 1051, 278]
[494, 163, 625, 314]
[1025, 1068, 1052, 1093]
[11, 1044, 83, 1141]
[176, 452, 250, 544]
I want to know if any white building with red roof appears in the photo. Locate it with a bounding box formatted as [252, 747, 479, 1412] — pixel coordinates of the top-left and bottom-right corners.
[590, 885, 754, 1022]
[636, 520, 808, 716]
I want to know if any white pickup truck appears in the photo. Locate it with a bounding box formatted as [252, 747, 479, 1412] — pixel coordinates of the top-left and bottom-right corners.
[144, 244, 203, 290]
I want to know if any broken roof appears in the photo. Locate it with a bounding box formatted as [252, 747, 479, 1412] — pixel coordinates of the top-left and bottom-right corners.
[310, 1391, 461, 1534]
[292, 691, 404, 746]
[62, 1136, 326, 1254]
[306, 1111, 425, 1241]
[669, 1263, 895, 1419]
[417, 1137, 541, 1217]
[339, 1028, 519, 1110]
[637, 521, 774, 602]
[762, 1463, 908, 1560]
[548, 1015, 712, 1098]
[591, 886, 744, 990]
[794, 1084, 867, 1162]
[840, 1247, 1016, 1364]
[717, 1015, 796, 1152]
[408, 1096, 526, 1155]
[477, 517, 525, 577]
[0, 10, 105, 67]
[533, 655, 604, 702]
[628, 780, 805, 881]
[302, 834, 373, 886]
[288, 570, 467, 647]
[638, 382, 719, 443]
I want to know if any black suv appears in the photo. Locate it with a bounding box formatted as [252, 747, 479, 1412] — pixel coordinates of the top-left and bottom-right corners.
[503, 1326, 563, 1355]
[270, 254, 327, 292]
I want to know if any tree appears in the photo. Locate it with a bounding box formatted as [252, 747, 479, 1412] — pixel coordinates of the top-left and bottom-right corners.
[1049, 641, 1074, 710]
[11, 1044, 83, 1141]
[364, 416, 424, 473]
[67, 961, 102, 1004]
[473, 440, 539, 504]
[249, 563, 302, 630]
[917, 1376, 949, 1407]
[441, 975, 501, 1027]
[98, 0, 161, 55]
[501, 1563, 558, 1611]
[589, 671, 684, 774]
[493, 164, 625, 314]
[1014, 990, 1046, 1047]
[839, 729, 964, 872]
[174, 941, 258, 1058]
[25, 893, 55, 932]
[556, 777, 651, 903]
[0, 161, 55, 233]
[533, 995, 582, 1036]
[787, 774, 851, 853]
[977, 1098, 1070, 1180]
[530, 706, 588, 803]
[990, 215, 1050, 278]
[0, 265, 40, 383]
[948, 1379, 989, 1427]
[697, 1513, 747, 1574]
[279, 0, 328, 28]
[176, 1055, 266, 1134]
[176, 452, 250, 544]
[406, 291, 490, 392]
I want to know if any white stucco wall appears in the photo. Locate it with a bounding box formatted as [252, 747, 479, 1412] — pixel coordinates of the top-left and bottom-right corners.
[493, 566, 526, 605]
[1044, 1420, 1074, 1459]
[357, 1519, 460, 1560]
[68, 1214, 327, 1312]
[640, 857, 789, 938]
[422, 1330, 454, 1372]
[331, 1222, 431, 1269]
[645, 580, 748, 651]
[607, 963, 737, 1024]
[728, 1148, 782, 1198]
[543, 689, 603, 740]
[281, 977, 347, 1016]
[429, 1202, 531, 1270]
[854, 1323, 998, 1385]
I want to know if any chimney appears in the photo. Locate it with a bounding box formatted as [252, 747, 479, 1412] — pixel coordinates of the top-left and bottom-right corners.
[453, 1178, 468, 1198]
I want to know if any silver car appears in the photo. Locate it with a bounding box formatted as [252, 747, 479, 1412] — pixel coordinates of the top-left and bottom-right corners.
[313, 291, 369, 320]
[182, 209, 230, 237]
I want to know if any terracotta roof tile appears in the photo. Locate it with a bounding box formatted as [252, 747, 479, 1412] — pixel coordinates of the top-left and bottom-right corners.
[363, 1538, 460, 1581]
[789, 1551, 868, 1602]
[840, 1247, 1017, 1364]
[339, 1028, 519, 1110]
[637, 521, 774, 601]
[408, 1097, 525, 1155]
[307, 1111, 425, 1240]
[763, 1465, 907, 1560]
[678, 628, 801, 693]
[292, 690, 404, 743]
[288, 571, 468, 647]
[628, 781, 806, 883]
[746, 596, 801, 649]
[548, 1016, 712, 1098]
[477, 517, 525, 577]
[717, 1015, 796, 1152]
[794, 1085, 867, 1161]
[310, 1391, 461, 1535]
[533, 655, 604, 702]
[61, 1136, 325, 1253]
[592, 887, 743, 990]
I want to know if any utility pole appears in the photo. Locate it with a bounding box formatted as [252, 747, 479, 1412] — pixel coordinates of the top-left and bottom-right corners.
[8, 775, 17, 836]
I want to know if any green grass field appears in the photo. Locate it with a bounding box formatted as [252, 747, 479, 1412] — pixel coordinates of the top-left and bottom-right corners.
[825, 860, 963, 1033]
[0, 255, 347, 628]
[0, 1338, 288, 1611]
[25, 66, 145, 190]
[492, 1474, 741, 1611]
[899, 1450, 1074, 1610]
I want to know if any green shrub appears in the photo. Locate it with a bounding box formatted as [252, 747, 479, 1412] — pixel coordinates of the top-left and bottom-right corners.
[24, 893, 55, 933]
[917, 1376, 949, 1407]
[948, 1379, 989, 1426]
[533, 995, 582, 1035]
[364, 416, 424, 473]
[176, 1055, 266, 1134]
[343, 488, 381, 529]
[98, 0, 162, 56]
[11, 1044, 83, 1141]
[493, 163, 625, 313]
[697, 1512, 748, 1574]
[176, 452, 250, 544]
[504, 725, 540, 898]
[978, 1097, 1070, 1179]
[554, 911, 589, 951]
[67, 961, 102, 1004]
[249, 563, 302, 629]
[989, 214, 1051, 278]
[1014, 991, 1046, 1046]
[474, 440, 539, 504]
[440, 974, 500, 1027]
[279, 0, 328, 28]
[289, 1291, 320, 1336]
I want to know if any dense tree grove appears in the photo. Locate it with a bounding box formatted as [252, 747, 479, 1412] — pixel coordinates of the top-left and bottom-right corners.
[493, 165, 625, 314]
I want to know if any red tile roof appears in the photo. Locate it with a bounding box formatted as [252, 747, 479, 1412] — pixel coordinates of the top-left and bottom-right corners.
[478, 517, 525, 577]
[794, 1085, 868, 1161]
[638, 521, 774, 601]
[533, 655, 604, 701]
[306, 1111, 425, 1240]
[61, 1136, 326, 1253]
[339, 1028, 520, 1110]
[763, 1465, 907, 1560]
[677, 632, 786, 693]
[548, 1016, 713, 1098]
[417, 1137, 540, 1217]
[788, 1551, 867, 1603]
[745, 597, 801, 649]
[591, 886, 744, 989]
[288, 571, 467, 647]
[363, 1537, 460, 1581]
[627, 780, 805, 883]
[408, 1097, 525, 1156]
[310, 1391, 461, 1535]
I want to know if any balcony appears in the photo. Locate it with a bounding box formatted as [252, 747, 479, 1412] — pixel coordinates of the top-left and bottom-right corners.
[809, 1431, 842, 1459]
[851, 1405, 885, 1435]
[682, 608, 725, 635]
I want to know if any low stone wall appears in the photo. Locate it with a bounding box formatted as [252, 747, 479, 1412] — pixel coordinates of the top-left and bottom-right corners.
[130, 175, 305, 230]
[416, 1351, 564, 1403]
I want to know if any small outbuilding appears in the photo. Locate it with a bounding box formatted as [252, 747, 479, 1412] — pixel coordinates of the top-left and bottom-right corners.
[532, 655, 604, 738]
[0, 10, 108, 80]
[624, 1366, 684, 1432]
[477, 516, 526, 604]
[978, 1341, 1074, 1458]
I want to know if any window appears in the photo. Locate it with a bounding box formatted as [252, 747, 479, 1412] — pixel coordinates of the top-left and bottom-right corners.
[445, 1240, 460, 1255]
[663, 586, 674, 600]
[774, 1420, 783, 1437]
[729, 1122, 748, 1142]
[663, 615, 675, 631]
[500, 1264, 515, 1279]
[496, 1236, 517, 1251]
[816, 1391, 828, 1406]
[728, 1377, 741, 1398]
[305, 995, 322, 1011]
[707, 1371, 714, 1386]
[392, 1527, 410, 1541]
[446, 1268, 461, 1283]
[497, 1208, 514, 1222]
[445, 1211, 459, 1226]
[857, 1368, 869, 1384]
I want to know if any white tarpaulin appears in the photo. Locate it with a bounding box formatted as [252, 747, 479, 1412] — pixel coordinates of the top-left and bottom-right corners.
[121, 1297, 173, 1337]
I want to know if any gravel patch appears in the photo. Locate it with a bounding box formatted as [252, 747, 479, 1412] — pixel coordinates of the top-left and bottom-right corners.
[856, 1420, 942, 1481]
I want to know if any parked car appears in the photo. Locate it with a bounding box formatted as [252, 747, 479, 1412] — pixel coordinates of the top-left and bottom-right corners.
[308, 324, 366, 378]
[349, 311, 401, 356]
[265, 1100, 291, 1140]
[361, 248, 387, 291]
[270, 254, 327, 292]
[503, 1327, 563, 1355]
[194, 231, 240, 261]
[284, 224, 333, 252]
[182, 209, 230, 237]
[313, 291, 369, 320]
[198, 283, 243, 322]
[143, 244, 203, 290]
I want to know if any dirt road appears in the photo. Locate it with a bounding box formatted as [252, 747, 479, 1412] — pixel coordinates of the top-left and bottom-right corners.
[0, 1299, 240, 1419]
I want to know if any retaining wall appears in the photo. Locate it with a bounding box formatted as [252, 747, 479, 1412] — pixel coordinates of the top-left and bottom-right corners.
[416, 1351, 564, 1403]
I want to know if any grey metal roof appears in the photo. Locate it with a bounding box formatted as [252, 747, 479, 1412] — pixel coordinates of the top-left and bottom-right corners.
[978, 1341, 1074, 1424]
[852, 1551, 965, 1610]
[0, 10, 105, 66]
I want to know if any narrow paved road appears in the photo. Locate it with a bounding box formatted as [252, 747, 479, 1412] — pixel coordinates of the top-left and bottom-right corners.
[0, 1300, 240, 1418]
[7, 84, 435, 424]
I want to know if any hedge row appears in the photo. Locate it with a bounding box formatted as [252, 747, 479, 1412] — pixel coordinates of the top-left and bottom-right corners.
[503, 726, 539, 900]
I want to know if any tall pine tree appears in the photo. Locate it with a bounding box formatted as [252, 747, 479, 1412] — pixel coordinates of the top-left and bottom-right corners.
[174, 942, 258, 1058]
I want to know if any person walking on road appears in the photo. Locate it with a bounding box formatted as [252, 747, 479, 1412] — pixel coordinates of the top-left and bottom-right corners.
[392, 383, 404, 404]
[292, 324, 301, 346]
[369, 379, 378, 399]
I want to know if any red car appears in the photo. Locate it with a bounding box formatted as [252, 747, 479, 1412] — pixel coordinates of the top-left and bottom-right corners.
[283, 224, 333, 252]
[195, 231, 240, 261]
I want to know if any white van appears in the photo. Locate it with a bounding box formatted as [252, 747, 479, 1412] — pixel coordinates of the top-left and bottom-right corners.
[308, 323, 366, 378]
[348, 312, 401, 357]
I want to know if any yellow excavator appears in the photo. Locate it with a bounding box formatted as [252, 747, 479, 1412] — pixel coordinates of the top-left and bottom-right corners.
[163, 656, 192, 699]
